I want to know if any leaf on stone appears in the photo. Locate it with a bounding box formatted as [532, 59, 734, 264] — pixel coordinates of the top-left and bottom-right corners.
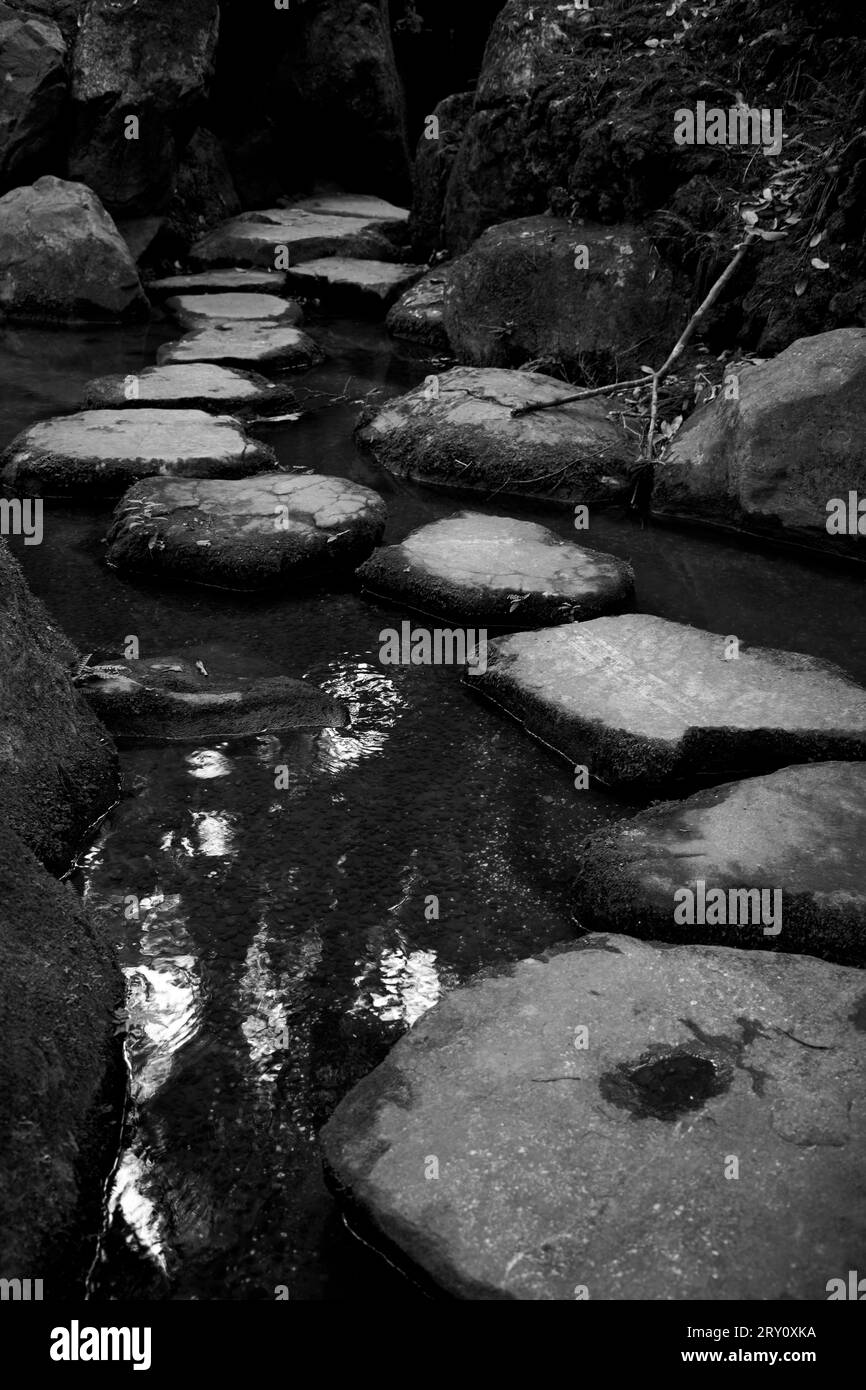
[809, 231, 823, 247]
[811, 257, 830, 270]
[741, 208, 759, 226]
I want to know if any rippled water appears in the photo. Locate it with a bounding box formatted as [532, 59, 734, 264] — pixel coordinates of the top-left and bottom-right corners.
[4, 314, 866, 1300]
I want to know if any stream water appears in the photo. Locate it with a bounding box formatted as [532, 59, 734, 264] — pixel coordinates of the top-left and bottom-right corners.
[3, 314, 866, 1301]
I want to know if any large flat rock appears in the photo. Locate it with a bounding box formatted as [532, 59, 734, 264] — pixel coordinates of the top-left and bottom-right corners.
[284, 258, 425, 315]
[356, 367, 631, 503]
[157, 323, 324, 372]
[79, 653, 349, 741]
[321, 934, 866, 1300]
[574, 763, 866, 967]
[357, 512, 635, 626]
[0, 409, 277, 498]
[81, 363, 296, 417]
[467, 614, 866, 793]
[105, 472, 388, 591]
[190, 202, 407, 270]
[164, 291, 303, 330]
[145, 268, 289, 298]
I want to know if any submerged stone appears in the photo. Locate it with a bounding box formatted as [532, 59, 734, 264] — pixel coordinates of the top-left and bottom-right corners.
[357, 512, 634, 625]
[81, 363, 296, 417]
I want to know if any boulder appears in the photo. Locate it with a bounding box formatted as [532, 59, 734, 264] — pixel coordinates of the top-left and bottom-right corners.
[442, 216, 687, 380]
[355, 366, 631, 504]
[105, 473, 388, 591]
[467, 614, 866, 794]
[385, 269, 451, 352]
[190, 200, 408, 271]
[0, 823, 122, 1283]
[575, 763, 866, 968]
[156, 323, 324, 372]
[283, 258, 425, 315]
[1, 0, 79, 41]
[81, 363, 296, 417]
[67, 0, 220, 218]
[0, 409, 277, 498]
[78, 653, 349, 740]
[0, 537, 117, 872]
[164, 291, 303, 330]
[357, 513, 635, 627]
[655, 329, 866, 557]
[0, 176, 149, 321]
[145, 268, 289, 299]
[408, 91, 474, 259]
[159, 127, 241, 256]
[321, 933, 866, 1300]
[0, 4, 66, 185]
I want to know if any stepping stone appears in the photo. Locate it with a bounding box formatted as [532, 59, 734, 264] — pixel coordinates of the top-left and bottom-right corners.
[82, 364, 296, 418]
[356, 366, 631, 502]
[190, 201, 408, 270]
[146, 268, 289, 298]
[284, 258, 425, 314]
[467, 614, 866, 793]
[105, 473, 388, 591]
[356, 512, 634, 626]
[157, 323, 324, 372]
[385, 269, 450, 351]
[77, 653, 348, 740]
[0, 409, 276, 498]
[286, 194, 409, 223]
[321, 934, 866, 1300]
[164, 291, 303, 330]
[574, 762, 866, 967]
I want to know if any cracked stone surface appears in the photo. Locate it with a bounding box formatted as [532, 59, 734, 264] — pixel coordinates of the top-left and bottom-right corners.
[356, 512, 634, 626]
[145, 268, 290, 298]
[0, 409, 276, 497]
[80, 653, 348, 740]
[105, 472, 388, 591]
[574, 762, 866, 967]
[284, 258, 425, 313]
[190, 197, 409, 270]
[356, 366, 632, 502]
[467, 613, 866, 792]
[81, 364, 296, 417]
[164, 291, 303, 330]
[320, 933, 866, 1300]
[157, 323, 324, 371]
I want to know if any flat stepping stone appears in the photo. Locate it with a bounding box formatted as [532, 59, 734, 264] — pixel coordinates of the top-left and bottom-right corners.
[0, 409, 276, 498]
[190, 202, 407, 270]
[157, 323, 324, 372]
[575, 762, 866, 967]
[321, 933, 866, 1300]
[82, 364, 296, 417]
[105, 473, 388, 591]
[77, 653, 348, 740]
[467, 613, 866, 793]
[385, 270, 450, 351]
[356, 512, 634, 626]
[284, 258, 425, 314]
[164, 291, 303, 330]
[146, 268, 289, 298]
[356, 366, 631, 501]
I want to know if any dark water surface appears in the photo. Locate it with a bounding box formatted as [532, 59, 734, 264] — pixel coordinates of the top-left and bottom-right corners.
[3, 317, 866, 1300]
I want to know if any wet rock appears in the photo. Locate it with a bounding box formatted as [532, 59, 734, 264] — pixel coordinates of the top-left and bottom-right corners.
[0, 822, 123, 1284]
[442, 216, 687, 380]
[146, 268, 289, 299]
[105, 473, 388, 591]
[408, 91, 474, 259]
[467, 614, 866, 794]
[68, 0, 220, 218]
[575, 763, 866, 968]
[157, 323, 324, 372]
[321, 933, 866, 1300]
[159, 127, 241, 256]
[164, 291, 303, 330]
[0, 4, 67, 185]
[0, 176, 149, 322]
[655, 329, 866, 557]
[81, 364, 296, 418]
[357, 512, 634, 627]
[385, 269, 451, 352]
[0, 409, 276, 498]
[0, 537, 117, 872]
[283, 258, 425, 315]
[356, 366, 631, 504]
[79, 653, 349, 740]
[190, 197, 408, 270]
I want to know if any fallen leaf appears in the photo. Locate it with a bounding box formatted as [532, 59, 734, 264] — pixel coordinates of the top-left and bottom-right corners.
[741, 208, 759, 226]
[811, 257, 830, 270]
[809, 231, 823, 248]
[794, 279, 807, 296]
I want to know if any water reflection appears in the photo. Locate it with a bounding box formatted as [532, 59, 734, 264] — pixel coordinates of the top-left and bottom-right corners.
[351, 938, 447, 1027]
